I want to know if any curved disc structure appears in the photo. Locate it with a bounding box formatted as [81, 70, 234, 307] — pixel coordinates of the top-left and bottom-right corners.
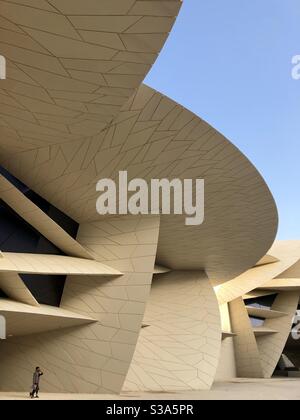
[0, 84, 278, 280]
[0, 0, 182, 153]
[0, 0, 282, 395]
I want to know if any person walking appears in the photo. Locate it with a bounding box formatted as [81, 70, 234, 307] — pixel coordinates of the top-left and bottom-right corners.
[30, 367, 43, 399]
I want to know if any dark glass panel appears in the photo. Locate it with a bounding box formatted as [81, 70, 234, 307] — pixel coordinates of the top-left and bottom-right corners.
[0, 289, 9, 299]
[0, 165, 29, 193]
[0, 166, 81, 307]
[0, 165, 79, 239]
[21, 274, 65, 307]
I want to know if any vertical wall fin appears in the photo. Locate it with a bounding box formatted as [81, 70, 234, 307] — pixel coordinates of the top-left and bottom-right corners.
[229, 298, 264, 378]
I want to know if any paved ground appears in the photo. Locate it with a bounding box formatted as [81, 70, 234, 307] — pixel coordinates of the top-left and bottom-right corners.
[1, 378, 300, 400]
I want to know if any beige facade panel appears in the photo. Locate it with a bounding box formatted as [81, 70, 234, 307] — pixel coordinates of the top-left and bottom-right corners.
[216, 303, 238, 380]
[0, 272, 39, 307]
[219, 303, 234, 335]
[276, 259, 300, 279]
[215, 337, 237, 381]
[246, 306, 288, 319]
[255, 254, 279, 267]
[0, 215, 160, 394]
[243, 291, 276, 300]
[229, 298, 264, 378]
[0, 252, 121, 276]
[215, 244, 300, 380]
[0, 84, 278, 282]
[253, 328, 278, 337]
[260, 279, 300, 291]
[0, 0, 181, 154]
[124, 271, 222, 392]
[216, 241, 300, 304]
[222, 332, 236, 339]
[0, 299, 96, 336]
[256, 291, 299, 378]
[0, 174, 92, 259]
[214, 243, 300, 381]
[215, 304, 237, 381]
[154, 264, 171, 274]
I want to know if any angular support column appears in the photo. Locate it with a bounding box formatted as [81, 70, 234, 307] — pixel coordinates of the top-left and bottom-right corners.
[124, 271, 222, 392]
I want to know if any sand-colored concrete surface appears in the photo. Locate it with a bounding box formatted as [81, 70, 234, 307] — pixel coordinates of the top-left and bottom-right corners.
[1, 379, 300, 400]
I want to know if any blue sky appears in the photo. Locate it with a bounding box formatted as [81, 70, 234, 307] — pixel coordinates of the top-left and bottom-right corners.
[145, 0, 300, 240]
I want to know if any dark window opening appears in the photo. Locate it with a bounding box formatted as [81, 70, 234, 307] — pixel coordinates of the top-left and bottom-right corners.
[275, 304, 300, 377]
[0, 165, 79, 238]
[21, 274, 65, 307]
[0, 200, 66, 306]
[0, 165, 80, 307]
[245, 294, 278, 310]
[0, 289, 9, 299]
[0, 200, 62, 255]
